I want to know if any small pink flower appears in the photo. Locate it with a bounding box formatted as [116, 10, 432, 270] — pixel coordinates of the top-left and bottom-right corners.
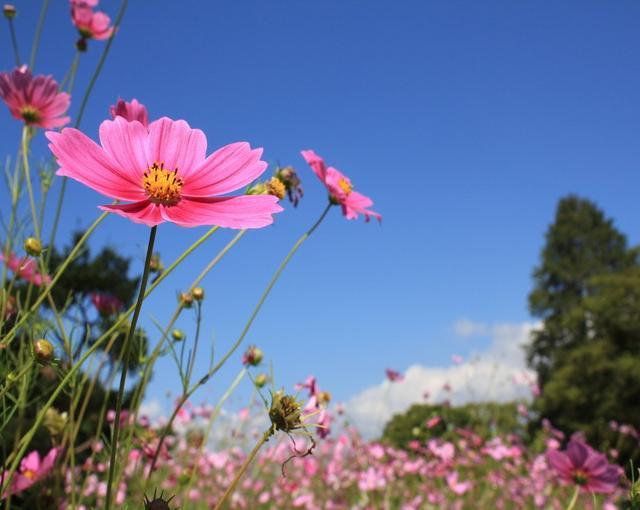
[70, 1, 113, 40]
[91, 292, 123, 316]
[546, 440, 620, 493]
[451, 354, 463, 365]
[0, 252, 51, 286]
[426, 416, 442, 429]
[1, 447, 60, 497]
[301, 150, 381, 222]
[46, 117, 282, 228]
[446, 472, 473, 495]
[0, 66, 70, 128]
[110, 98, 148, 126]
[385, 368, 403, 382]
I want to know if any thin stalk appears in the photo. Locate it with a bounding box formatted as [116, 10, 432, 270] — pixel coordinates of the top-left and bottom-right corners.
[104, 226, 156, 510]
[565, 486, 580, 510]
[7, 17, 21, 66]
[21, 127, 39, 241]
[28, 0, 50, 70]
[213, 427, 274, 510]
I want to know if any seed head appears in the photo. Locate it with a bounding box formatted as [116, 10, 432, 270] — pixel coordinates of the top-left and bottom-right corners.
[269, 390, 303, 433]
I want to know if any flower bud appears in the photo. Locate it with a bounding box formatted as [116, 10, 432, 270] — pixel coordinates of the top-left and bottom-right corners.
[171, 329, 185, 342]
[191, 286, 204, 301]
[3, 4, 16, 19]
[6, 371, 17, 383]
[24, 237, 42, 257]
[44, 408, 68, 437]
[149, 253, 163, 273]
[144, 494, 174, 510]
[254, 373, 268, 388]
[242, 345, 263, 367]
[179, 292, 193, 308]
[34, 338, 54, 362]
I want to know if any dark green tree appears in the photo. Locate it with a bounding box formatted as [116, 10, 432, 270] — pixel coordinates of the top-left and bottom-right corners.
[528, 196, 640, 457]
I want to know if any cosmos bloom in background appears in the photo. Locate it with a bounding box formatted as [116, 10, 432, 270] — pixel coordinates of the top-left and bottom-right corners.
[301, 150, 381, 222]
[91, 292, 123, 316]
[0, 252, 51, 286]
[110, 98, 148, 126]
[546, 440, 620, 493]
[0, 66, 70, 128]
[70, 0, 113, 40]
[451, 354, 463, 364]
[46, 116, 282, 228]
[1, 448, 60, 498]
[385, 368, 403, 382]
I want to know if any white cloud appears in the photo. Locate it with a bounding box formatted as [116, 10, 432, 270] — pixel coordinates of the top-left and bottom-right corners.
[139, 397, 164, 423]
[345, 320, 539, 439]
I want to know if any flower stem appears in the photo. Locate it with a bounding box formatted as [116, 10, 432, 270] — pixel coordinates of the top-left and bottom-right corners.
[104, 225, 157, 510]
[28, 0, 50, 71]
[213, 427, 274, 510]
[566, 486, 580, 510]
[7, 17, 21, 67]
[21, 127, 39, 241]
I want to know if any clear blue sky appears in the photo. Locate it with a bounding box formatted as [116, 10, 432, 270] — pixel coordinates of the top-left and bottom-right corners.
[1, 0, 639, 412]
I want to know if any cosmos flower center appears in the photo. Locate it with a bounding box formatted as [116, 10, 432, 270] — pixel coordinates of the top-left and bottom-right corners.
[572, 469, 589, 485]
[143, 163, 183, 205]
[23, 469, 36, 480]
[337, 178, 352, 195]
[20, 106, 40, 124]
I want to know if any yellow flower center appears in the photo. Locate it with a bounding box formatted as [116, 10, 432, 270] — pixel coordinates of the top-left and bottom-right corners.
[23, 469, 36, 480]
[338, 178, 352, 195]
[143, 163, 183, 205]
[20, 106, 40, 124]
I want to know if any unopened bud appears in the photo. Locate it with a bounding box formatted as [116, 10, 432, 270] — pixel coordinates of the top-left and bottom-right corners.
[3, 4, 16, 19]
[44, 408, 68, 437]
[34, 338, 54, 362]
[191, 287, 204, 301]
[171, 329, 185, 342]
[24, 237, 42, 257]
[179, 292, 193, 308]
[242, 345, 263, 367]
[254, 373, 268, 388]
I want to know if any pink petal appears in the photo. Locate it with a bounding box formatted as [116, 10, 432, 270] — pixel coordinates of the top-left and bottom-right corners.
[98, 116, 150, 183]
[182, 142, 267, 197]
[47, 129, 146, 202]
[161, 195, 282, 229]
[99, 200, 164, 227]
[344, 191, 382, 222]
[301, 149, 327, 181]
[146, 117, 206, 176]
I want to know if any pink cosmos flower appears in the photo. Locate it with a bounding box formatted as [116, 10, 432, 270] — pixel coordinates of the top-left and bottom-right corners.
[301, 150, 381, 222]
[426, 416, 442, 429]
[451, 354, 463, 365]
[91, 292, 123, 316]
[110, 98, 148, 126]
[0, 252, 51, 286]
[385, 368, 403, 382]
[1, 447, 59, 497]
[0, 66, 70, 128]
[546, 440, 620, 493]
[70, 1, 113, 40]
[446, 472, 473, 495]
[46, 116, 282, 228]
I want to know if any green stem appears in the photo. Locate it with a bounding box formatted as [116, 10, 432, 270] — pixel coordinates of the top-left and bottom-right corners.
[104, 226, 157, 510]
[566, 486, 580, 510]
[213, 428, 274, 510]
[21, 127, 39, 241]
[7, 18, 21, 66]
[28, 0, 50, 71]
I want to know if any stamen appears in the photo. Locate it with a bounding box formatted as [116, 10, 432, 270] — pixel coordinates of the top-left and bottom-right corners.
[142, 162, 183, 205]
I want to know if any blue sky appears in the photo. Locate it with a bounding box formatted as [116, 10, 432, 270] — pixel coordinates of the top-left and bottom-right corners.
[1, 1, 639, 418]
